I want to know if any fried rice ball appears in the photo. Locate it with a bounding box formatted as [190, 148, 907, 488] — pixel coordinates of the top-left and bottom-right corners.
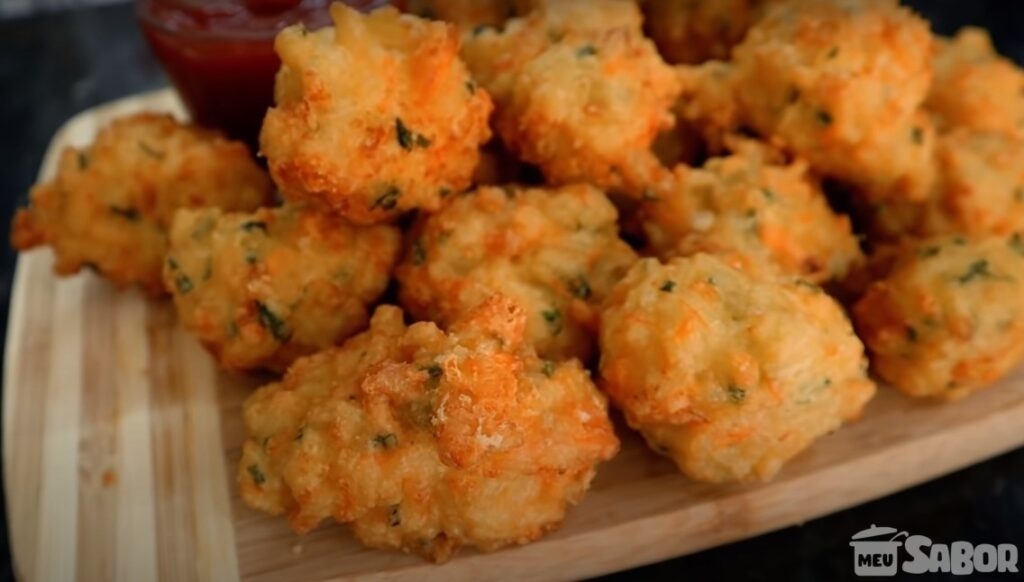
[11, 113, 272, 295]
[853, 233, 1024, 401]
[927, 27, 1024, 137]
[238, 296, 619, 562]
[462, 0, 681, 197]
[599, 255, 876, 483]
[165, 205, 400, 372]
[639, 148, 863, 283]
[260, 4, 493, 224]
[863, 129, 1024, 241]
[396, 183, 638, 362]
[640, 0, 777, 65]
[730, 0, 936, 201]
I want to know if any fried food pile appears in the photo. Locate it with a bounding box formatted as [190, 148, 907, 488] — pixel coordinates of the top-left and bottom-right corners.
[11, 0, 1024, 564]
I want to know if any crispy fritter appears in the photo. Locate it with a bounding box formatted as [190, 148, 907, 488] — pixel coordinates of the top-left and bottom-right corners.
[165, 205, 400, 372]
[730, 0, 936, 201]
[640, 148, 863, 283]
[927, 27, 1024, 137]
[641, 0, 777, 65]
[853, 233, 1024, 400]
[863, 129, 1024, 241]
[396, 184, 638, 362]
[11, 113, 272, 295]
[462, 0, 680, 197]
[260, 5, 493, 224]
[600, 255, 876, 483]
[238, 296, 619, 562]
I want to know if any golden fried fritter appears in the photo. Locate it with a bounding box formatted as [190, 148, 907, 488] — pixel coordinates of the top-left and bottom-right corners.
[862, 129, 1024, 241]
[238, 296, 618, 562]
[853, 233, 1024, 400]
[928, 27, 1024, 137]
[165, 205, 400, 372]
[641, 0, 777, 65]
[260, 4, 493, 224]
[730, 0, 936, 201]
[640, 148, 863, 283]
[462, 0, 680, 197]
[396, 183, 638, 362]
[600, 255, 875, 483]
[11, 113, 272, 295]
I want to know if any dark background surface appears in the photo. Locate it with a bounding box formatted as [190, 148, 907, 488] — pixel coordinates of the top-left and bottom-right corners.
[1, 2, 1024, 581]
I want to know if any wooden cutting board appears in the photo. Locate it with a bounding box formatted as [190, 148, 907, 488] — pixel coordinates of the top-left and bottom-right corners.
[6, 89, 1024, 582]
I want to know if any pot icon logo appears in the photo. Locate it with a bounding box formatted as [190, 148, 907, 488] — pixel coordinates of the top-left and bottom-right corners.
[851, 524, 909, 577]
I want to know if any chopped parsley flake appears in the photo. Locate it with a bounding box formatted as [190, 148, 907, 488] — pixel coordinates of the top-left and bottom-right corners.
[542, 308, 563, 335]
[110, 205, 140, 221]
[917, 245, 940, 259]
[241, 221, 267, 233]
[816, 109, 833, 126]
[388, 504, 401, 527]
[906, 325, 918, 342]
[138, 141, 166, 160]
[541, 360, 556, 378]
[396, 118, 431, 150]
[422, 363, 443, 389]
[77, 151, 89, 170]
[247, 464, 265, 485]
[371, 186, 402, 211]
[569, 276, 592, 299]
[957, 259, 995, 284]
[256, 302, 290, 342]
[1011, 233, 1024, 256]
[660, 280, 676, 293]
[911, 126, 924, 144]
[577, 45, 598, 58]
[411, 240, 427, 266]
[373, 433, 398, 449]
[726, 385, 746, 403]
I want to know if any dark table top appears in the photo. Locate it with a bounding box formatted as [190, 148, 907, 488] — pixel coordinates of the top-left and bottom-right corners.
[1, 2, 1024, 581]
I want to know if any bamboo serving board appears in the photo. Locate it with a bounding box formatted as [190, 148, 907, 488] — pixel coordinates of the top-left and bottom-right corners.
[6, 89, 1024, 582]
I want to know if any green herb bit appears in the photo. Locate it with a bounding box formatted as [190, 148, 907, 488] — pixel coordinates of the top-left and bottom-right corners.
[247, 464, 266, 486]
[388, 504, 401, 527]
[421, 363, 443, 389]
[472, 24, 491, 36]
[816, 109, 833, 126]
[726, 385, 746, 403]
[906, 325, 918, 342]
[541, 360, 556, 378]
[542, 308, 563, 335]
[795, 279, 822, 293]
[1010, 233, 1024, 256]
[371, 186, 402, 211]
[110, 205, 140, 221]
[917, 245, 940, 259]
[138, 141, 166, 160]
[957, 259, 994, 284]
[373, 433, 399, 449]
[911, 126, 924, 144]
[241, 221, 268, 233]
[465, 80, 476, 95]
[826, 46, 839, 59]
[569, 276, 592, 300]
[256, 302, 291, 342]
[412, 240, 427, 266]
[396, 118, 431, 150]
[439, 187, 453, 198]
[761, 188, 776, 201]
[77, 151, 89, 170]
[660, 280, 676, 293]
[577, 45, 598, 58]
[175, 274, 194, 295]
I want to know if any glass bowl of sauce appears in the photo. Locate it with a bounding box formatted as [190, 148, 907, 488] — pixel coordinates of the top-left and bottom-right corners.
[138, 0, 393, 151]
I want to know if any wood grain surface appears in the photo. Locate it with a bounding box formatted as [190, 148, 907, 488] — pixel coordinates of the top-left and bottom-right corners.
[6, 90, 1024, 582]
